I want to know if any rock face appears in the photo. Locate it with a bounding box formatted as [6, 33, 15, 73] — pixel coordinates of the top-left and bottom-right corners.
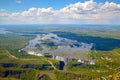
[2, 70, 25, 77]
[0, 63, 18, 68]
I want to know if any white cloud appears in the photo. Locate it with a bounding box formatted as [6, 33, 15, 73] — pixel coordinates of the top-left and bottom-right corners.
[15, 0, 22, 4]
[0, 9, 6, 12]
[0, 0, 120, 24]
[100, 2, 120, 12]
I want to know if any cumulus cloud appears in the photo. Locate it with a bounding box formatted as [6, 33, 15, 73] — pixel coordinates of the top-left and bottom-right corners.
[0, 0, 120, 24]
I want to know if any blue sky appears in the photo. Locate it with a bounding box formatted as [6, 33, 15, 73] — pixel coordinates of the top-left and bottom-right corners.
[0, 0, 120, 12]
[0, 0, 120, 24]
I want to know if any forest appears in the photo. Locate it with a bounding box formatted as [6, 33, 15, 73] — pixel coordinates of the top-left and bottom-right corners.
[0, 25, 120, 80]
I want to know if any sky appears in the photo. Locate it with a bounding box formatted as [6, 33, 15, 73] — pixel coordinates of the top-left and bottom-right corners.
[0, 0, 120, 24]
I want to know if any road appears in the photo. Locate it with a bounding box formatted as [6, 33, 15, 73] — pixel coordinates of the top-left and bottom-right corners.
[47, 60, 57, 70]
[5, 50, 57, 70]
[5, 50, 18, 59]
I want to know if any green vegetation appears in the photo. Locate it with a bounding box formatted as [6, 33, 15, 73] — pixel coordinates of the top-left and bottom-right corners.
[0, 67, 39, 80]
[54, 31, 120, 51]
[0, 34, 60, 80]
[0, 25, 120, 80]
[0, 34, 37, 58]
[40, 74, 52, 80]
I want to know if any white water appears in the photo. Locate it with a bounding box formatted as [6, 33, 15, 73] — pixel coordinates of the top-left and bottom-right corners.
[22, 33, 93, 59]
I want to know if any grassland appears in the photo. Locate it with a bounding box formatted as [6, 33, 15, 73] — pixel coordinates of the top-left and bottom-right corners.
[0, 25, 120, 80]
[0, 34, 60, 80]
